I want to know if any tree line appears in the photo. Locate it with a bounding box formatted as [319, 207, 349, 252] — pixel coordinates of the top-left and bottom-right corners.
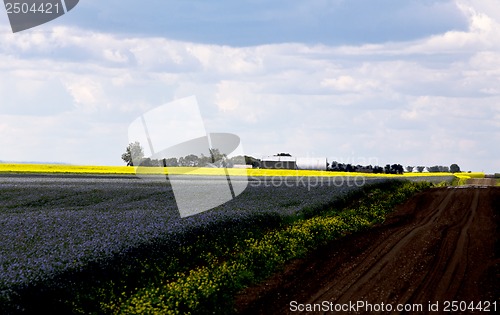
[121, 141, 247, 167]
[122, 142, 461, 173]
[329, 162, 403, 174]
[329, 162, 461, 174]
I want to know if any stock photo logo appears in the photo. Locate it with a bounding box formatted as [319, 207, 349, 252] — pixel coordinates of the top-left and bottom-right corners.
[3, 0, 79, 32]
[128, 96, 248, 218]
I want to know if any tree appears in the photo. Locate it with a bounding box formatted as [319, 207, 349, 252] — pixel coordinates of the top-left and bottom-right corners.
[178, 156, 185, 166]
[243, 155, 260, 168]
[416, 166, 425, 173]
[438, 166, 450, 173]
[428, 165, 440, 173]
[450, 163, 461, 173]
[209, 148, 226, 163]
[384, 164, 391, 174]
[198, 153, 211, 167]
[391, 164, 404, 174]
[406, 166, 414, 173]
[183, 154, 199, 167]
[140, 157, 153, 166]
[228, 155, 246, 165]
[122, 141, 144, 166]
[162, 157, 178, 167]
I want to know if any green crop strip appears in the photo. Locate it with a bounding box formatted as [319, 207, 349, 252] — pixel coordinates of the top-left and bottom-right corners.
[101, 181, 431, 315]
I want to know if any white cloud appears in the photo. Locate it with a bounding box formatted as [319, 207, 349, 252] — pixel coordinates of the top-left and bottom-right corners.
[103, 49, 129, 63]
[65, 77, 104, 110]
[0, 113, 127, 164]
[321, 75, 379, 93]
[0, 1, 499, 172]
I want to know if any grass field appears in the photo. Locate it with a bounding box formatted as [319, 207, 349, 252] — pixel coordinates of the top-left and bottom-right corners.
[0, 163, 479, 179]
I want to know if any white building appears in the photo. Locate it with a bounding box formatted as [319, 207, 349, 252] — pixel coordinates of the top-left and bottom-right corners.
[261, 156, 328, 171]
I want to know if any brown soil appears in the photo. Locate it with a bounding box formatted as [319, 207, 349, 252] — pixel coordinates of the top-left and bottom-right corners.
[234, 187, 500, 314]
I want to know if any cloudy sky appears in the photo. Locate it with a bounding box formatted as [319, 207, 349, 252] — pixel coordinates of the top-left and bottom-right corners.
[0, 0, 499, 173]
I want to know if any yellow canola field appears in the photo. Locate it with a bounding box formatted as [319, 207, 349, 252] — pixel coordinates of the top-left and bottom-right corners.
[451, 171, 485, 185]
[452, 172, 484, 179]
[0, 163, 137, 175]
[0, 163, 480, 178]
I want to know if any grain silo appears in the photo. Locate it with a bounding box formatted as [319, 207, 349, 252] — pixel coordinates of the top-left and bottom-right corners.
[296, 157, 328, 171]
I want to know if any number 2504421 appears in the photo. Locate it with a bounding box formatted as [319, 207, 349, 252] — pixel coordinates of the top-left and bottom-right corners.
[5, 2, 60, 14]
[442, 301, 497, 312]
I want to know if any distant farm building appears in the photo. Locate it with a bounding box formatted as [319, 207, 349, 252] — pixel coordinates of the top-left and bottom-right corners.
[261, 156, 328, 171]
[232, 164, 252, 169]
[261, 156, 296, 170]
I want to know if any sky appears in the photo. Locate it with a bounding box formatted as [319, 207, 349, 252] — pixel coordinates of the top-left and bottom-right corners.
[0, 0, 499, 173]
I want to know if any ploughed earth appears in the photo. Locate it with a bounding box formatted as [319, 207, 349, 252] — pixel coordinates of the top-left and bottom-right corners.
[235, 182, 499, 314]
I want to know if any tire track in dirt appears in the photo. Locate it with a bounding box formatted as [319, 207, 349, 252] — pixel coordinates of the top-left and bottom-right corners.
[409, 189, 479, 303]
[318, 190, 455, 306]
[235, 187, 499, 314]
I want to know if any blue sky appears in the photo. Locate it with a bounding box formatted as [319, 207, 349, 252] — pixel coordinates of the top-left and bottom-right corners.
[64, 0, 468, 46]
[1, 0, 499, 173]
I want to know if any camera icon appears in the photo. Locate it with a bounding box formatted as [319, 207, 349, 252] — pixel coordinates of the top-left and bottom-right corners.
[127, 96, 248, 217]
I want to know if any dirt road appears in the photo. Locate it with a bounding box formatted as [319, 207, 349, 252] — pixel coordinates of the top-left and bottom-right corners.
[466, 178, 498, 186]
[235, 187, 499, 314]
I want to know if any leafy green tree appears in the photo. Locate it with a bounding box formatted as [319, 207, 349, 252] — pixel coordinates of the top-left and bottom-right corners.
[438, 165, 450, 172]
[450, 163, 461, 173]
[428, 165, 440, 173]
[391, 164, 404, 174]
[198, 153, 210, 167]
[163, 157, 178, 167]
[183, 154, 200, 167]
[121, 141, 144, 166]
[244, 155, 261, 168]
[384, 164, 391, 174]
[209, 148, 226, 163]
[228, 155, 246, 165]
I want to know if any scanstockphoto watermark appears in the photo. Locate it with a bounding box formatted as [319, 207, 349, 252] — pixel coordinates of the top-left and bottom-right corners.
[127, 96, 249, 218]
[290, 300, 425, 313]
[3, 0, 79, 33]
[249, 175, 367, 190]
